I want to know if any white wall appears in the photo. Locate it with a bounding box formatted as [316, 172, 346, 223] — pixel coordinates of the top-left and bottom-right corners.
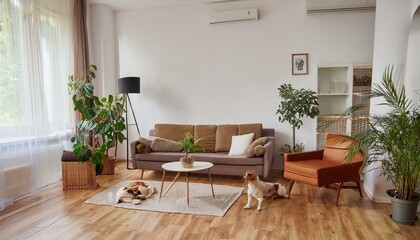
[104, 0, 375, 168]
[90, 4, 117, 98]
[405, 7, 420, 102]
[364, 0, 420, 203]
[110, 0, 375, 169]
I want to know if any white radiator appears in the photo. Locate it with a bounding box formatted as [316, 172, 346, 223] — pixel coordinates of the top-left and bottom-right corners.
[3, 164, 32, 199]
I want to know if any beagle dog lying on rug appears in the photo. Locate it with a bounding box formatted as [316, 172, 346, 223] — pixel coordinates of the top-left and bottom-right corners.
[116, 181, 157, 205]
[243, 170, 288, 211]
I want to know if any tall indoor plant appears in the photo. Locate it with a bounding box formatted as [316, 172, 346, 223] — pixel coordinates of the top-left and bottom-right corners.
[68, 65, 126, 175]
[347, 66, 420, 225]
[276, 84, 319, 152]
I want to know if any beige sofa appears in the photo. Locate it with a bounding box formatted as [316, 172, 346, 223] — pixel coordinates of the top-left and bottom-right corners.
[130, 123, 275, 178]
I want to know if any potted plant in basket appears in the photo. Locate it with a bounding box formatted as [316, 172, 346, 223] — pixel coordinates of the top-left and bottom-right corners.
[177, 132, 204, 168]
[96, 94, 126, 174]
[276, 84, 319, 154]
[346, 66, 420, 225]
[68, 64, 126, 175]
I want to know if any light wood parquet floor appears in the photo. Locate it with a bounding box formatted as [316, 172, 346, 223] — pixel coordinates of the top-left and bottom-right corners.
[0, 160, 419, 240]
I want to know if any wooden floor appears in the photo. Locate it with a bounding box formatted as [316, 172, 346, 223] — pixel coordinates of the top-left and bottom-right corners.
[0, 161, 419, 240]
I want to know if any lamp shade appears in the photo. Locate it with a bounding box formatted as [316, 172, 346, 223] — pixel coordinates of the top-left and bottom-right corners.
[118, 77, 140, 94]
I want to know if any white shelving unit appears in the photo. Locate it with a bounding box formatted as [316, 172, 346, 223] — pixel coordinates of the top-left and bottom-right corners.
[316, 65, 353, 149]
[316, 65, 372, 149]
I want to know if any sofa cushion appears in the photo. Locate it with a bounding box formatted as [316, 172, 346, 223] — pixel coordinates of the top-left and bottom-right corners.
[215, 124, 239, 152]
[137, 137, 153, 153]
[238, 123, 262, 140]
[244, 137, 269, 157]
[135, 152, 263, 165]
[228, 133, 254, 156]
[194, 125, 216, 153]
[150, 137, 182, 152]
[254, 145, 266, 157]
[154, 124, 194, 142]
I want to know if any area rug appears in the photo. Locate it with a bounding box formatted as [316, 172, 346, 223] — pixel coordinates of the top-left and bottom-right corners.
[84, 180, 244, 217]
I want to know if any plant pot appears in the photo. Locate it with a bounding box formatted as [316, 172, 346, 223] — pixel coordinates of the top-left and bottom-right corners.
[102, 157, 116, 175]
[180, 156, 194, 168]
[387, 189, 420, 225]
[62, 161, 97, 190]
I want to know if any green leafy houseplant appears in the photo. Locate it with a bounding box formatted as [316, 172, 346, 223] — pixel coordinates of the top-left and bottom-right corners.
[68, 65, 126, 174]
[177, 132, 204, 168]
[276, 84, 319, 152]
[348, 66, 420, 200]
[345, 66, 419, 225]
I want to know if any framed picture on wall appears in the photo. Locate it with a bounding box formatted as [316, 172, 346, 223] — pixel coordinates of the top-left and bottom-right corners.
[292, 53, 308, 75]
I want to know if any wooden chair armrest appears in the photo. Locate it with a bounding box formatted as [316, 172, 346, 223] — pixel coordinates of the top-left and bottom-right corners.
[284, 150, 324, 162]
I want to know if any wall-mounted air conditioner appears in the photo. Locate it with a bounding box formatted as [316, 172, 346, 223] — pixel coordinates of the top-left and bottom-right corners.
[209, 8, 259, 24]
[306, 0, 376, 14]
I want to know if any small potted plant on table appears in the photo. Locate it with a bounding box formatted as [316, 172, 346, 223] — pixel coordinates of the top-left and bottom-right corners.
[178, 132, 204, 168]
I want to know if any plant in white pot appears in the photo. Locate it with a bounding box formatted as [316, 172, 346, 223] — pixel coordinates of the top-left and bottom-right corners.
[177, 132, 204, 168]
[276, 84, 319, 153]
[347, 66, 420, 225]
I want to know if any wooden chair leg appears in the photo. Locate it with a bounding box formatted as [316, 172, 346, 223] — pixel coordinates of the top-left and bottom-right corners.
[140, 169, 144, 179]
[287, 180, 295, 195]
[356, 182, 363, 198]
[336, 182, 343, 206]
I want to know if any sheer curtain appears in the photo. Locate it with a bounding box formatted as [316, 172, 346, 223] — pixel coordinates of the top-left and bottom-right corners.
[0, 0, 73, 211]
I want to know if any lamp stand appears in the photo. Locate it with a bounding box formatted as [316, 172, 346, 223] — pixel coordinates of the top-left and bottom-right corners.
[124, 93, 141, 169]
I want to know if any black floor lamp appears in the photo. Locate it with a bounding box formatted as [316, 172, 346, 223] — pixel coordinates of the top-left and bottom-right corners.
[118, 76, 140, 169]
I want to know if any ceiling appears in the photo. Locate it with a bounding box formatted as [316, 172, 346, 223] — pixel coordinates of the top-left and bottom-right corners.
[88, 0, 250, 11]
[88, 0, 376, 12]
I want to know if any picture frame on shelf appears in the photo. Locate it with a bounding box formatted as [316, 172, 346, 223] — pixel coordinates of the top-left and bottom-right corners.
[292, 53, 308, 75]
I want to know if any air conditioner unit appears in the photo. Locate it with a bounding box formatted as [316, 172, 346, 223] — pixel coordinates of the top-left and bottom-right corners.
[306, 0, 376, 14]
[209, 8, 259, 24]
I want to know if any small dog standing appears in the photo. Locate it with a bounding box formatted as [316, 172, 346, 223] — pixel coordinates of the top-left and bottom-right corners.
[116, 181, 157, 205]
[243, 170, 288, 211]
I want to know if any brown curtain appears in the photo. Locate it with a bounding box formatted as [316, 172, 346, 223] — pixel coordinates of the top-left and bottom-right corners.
[72, 0, 89, 79]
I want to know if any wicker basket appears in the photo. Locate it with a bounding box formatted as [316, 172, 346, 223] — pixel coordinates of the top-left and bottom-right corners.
[102, 157, 116, 175]
[62, 161, 97, 190]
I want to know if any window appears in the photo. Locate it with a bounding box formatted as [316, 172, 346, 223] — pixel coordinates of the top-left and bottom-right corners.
[0, 0, 72, 140]
[0, 0, 73, 211]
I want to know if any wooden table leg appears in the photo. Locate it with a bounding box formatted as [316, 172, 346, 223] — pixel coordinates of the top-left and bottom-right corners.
[159, 169, 166, 202]
[208, 169, 215, 197]
[162, 172, 181, 198]
[186, 172, 189, 206]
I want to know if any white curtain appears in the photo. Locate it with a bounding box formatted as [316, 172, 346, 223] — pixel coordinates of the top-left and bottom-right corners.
[0, 0, 73, 211]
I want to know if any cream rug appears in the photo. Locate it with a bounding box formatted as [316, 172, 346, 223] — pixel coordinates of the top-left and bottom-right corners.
[84, 180, 244, 217]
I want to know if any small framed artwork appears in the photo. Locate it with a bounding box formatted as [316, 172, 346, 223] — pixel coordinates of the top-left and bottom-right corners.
[292, 53, 308, 75]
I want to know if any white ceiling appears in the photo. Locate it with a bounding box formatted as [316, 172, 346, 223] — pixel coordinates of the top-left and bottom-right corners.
[88, 0, 376, 12]
[88, 0, 250, 11]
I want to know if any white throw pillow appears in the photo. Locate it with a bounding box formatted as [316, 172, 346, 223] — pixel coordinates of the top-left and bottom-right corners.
[228, 133, 255, 156]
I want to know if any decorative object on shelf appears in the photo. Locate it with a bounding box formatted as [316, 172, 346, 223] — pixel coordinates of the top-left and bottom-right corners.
[68, 64, 126, 175]
[346, 65, 420, 225]
[118, 76, 141, 169]
[177, 132, 204, 168]
[292, 53, 308, 75]
[276, 84, 319, 152]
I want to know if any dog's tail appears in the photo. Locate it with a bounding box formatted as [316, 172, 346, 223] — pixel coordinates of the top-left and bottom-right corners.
[273, 183, 288, 198]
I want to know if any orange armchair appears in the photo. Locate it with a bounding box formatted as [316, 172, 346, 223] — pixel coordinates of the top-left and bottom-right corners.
[284, 133, 363, 205]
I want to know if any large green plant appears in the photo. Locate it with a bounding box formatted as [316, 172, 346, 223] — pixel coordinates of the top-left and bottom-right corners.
[347, 66, 420, 200]
[276, 84, 319, 151]
[68, 65, 126, 174]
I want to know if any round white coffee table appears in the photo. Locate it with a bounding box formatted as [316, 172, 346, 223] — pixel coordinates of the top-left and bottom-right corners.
[159, 161, 215, 206]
